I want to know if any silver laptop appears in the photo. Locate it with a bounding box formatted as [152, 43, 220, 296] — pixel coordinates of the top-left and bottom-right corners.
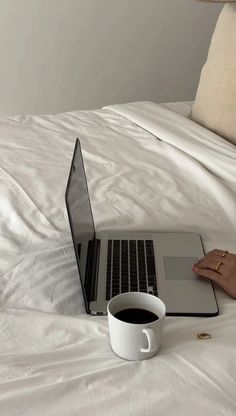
[65, 139, 218, 317]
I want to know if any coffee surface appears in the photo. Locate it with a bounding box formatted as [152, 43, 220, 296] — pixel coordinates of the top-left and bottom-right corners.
[114, 308, 159, 324]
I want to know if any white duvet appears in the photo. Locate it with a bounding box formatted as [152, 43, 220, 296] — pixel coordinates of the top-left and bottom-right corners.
[0, 101, 235, 415]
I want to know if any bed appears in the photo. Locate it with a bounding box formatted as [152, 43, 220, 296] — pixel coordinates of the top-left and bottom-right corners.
[0, 100, 236, 415]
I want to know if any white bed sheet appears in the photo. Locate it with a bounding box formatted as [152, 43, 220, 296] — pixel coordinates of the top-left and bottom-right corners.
[0, 101, 236, 415]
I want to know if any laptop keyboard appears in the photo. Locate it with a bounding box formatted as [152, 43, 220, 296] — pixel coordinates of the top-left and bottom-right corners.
[106, 239, 158, 300]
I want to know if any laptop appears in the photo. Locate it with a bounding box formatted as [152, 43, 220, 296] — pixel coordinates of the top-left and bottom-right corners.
[65, 139, 218, 317]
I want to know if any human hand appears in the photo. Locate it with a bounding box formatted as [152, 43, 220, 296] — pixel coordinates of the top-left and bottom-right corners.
[192, 249, 236, 299]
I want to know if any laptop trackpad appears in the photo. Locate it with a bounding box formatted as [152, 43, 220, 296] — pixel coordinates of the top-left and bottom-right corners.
[163, 257, 199, 280]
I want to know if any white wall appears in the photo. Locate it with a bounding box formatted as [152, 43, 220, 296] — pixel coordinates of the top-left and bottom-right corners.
[0, 0, 222, 115]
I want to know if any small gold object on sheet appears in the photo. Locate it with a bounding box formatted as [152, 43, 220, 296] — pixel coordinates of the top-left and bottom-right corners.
[197, 333, 212, 340]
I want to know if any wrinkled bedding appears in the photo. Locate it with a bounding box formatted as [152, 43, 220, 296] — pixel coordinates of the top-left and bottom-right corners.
[0, 101, 236, 415]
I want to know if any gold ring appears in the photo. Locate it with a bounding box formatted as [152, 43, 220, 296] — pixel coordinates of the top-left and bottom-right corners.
[197, 333, 211, 340]
[215, 261, 223, 272]
[221, 250, 228, 258]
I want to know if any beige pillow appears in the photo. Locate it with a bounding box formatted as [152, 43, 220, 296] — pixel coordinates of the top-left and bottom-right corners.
[191, 4, 236, 145]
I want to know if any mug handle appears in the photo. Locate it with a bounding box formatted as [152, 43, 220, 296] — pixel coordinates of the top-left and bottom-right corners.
[141, 328, 157, 353]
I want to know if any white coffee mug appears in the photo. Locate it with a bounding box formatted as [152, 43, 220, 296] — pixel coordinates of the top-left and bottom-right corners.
[107, 292, 166, 360]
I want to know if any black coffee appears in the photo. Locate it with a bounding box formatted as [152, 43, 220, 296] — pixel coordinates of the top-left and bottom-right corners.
[114, 308, 159, 324]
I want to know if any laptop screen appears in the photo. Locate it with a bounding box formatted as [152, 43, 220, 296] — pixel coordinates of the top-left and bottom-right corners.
[65, 140, 95, 309]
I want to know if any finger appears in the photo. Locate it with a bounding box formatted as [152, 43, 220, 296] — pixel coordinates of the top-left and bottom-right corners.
[194, 258, 226, 274]
[193, 267, 221, 283]
[207, 249, 230, 258]
[194, 250, 224, 265]
[195, 254, 219, 266]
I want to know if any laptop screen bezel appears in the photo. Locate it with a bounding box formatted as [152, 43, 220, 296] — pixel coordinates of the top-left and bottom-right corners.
[65, 138, 96, 314]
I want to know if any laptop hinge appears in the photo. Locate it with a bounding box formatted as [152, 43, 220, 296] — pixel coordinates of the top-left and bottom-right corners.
[84, 237, 100, 302]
